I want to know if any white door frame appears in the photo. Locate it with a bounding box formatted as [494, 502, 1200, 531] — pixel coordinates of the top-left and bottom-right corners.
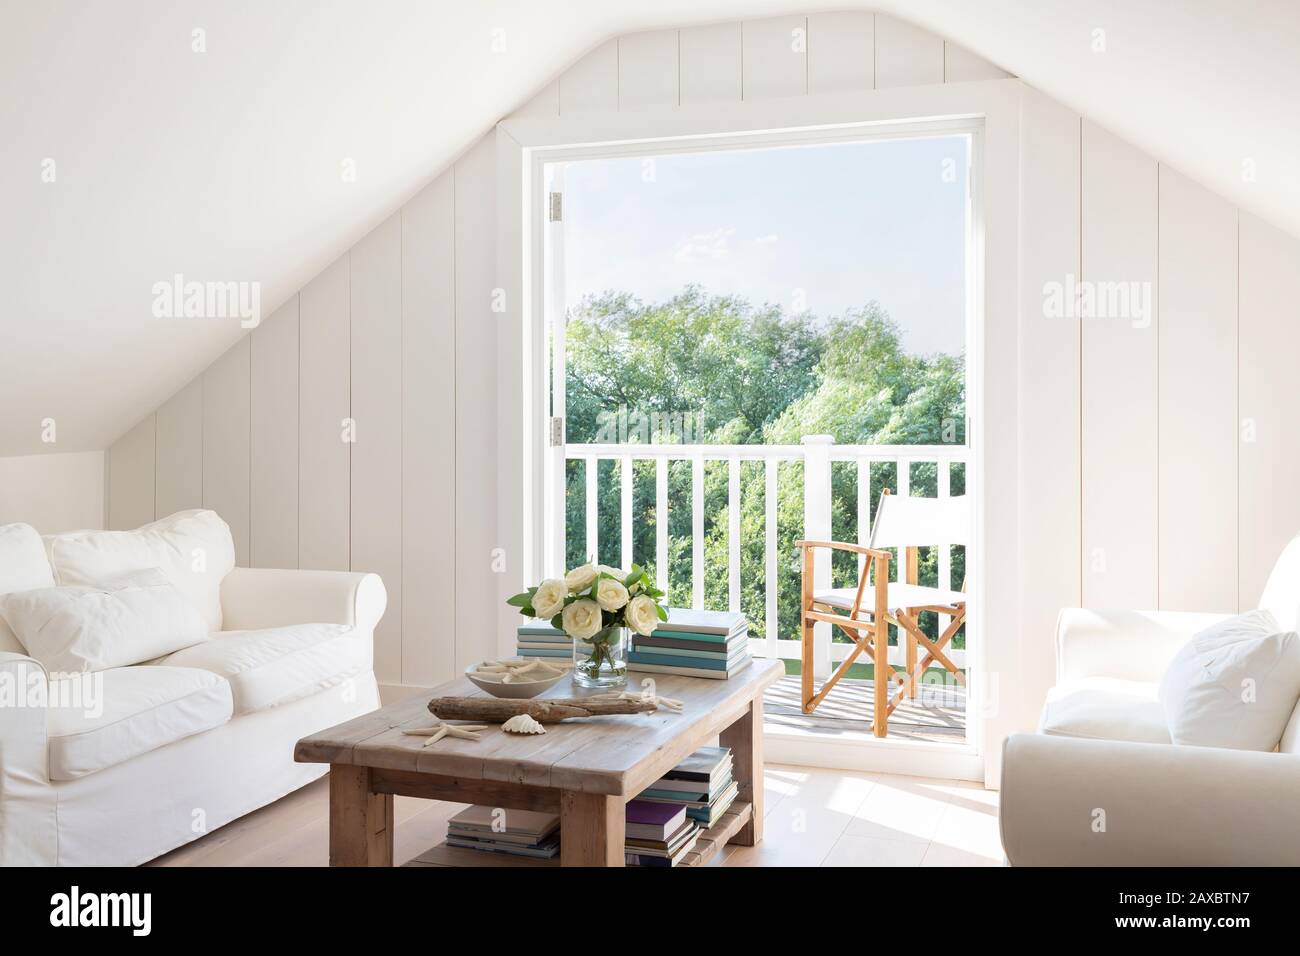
[495, 80, 1022, 782]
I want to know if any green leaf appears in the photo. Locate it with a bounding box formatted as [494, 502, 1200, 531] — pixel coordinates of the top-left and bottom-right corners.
[655, 604, 669, 622]
[550, 613, 564, 631]
[505, 592, 532, 608]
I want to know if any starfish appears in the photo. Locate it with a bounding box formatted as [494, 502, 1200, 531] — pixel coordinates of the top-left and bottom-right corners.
[401, 723, 489, 747]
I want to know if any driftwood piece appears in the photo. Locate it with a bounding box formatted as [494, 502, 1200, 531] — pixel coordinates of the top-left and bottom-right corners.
[427, 695, 658, 723]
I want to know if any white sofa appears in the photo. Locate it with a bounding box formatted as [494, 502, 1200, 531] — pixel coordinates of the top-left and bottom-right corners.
[1000, 537, 1300, 866]
[0, 510, 384, 866]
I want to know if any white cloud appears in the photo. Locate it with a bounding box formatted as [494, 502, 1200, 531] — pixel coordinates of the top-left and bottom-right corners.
[672, 226, 735, 264]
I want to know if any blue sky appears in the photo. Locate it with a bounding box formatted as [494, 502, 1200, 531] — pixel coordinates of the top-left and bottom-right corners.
[558, 134, 970, 357]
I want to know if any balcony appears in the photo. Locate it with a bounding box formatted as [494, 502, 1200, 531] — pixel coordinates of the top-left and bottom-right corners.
[562, 434, 970, 743]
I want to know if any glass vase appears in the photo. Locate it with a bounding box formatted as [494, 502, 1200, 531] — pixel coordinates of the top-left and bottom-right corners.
[573, 624, 628, 689]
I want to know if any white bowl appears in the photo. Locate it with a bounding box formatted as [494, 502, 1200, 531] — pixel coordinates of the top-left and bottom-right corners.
[465, 660, 570, 699]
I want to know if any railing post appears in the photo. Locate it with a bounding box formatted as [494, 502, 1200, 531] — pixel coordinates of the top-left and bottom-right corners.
[802, 435, 834, 680]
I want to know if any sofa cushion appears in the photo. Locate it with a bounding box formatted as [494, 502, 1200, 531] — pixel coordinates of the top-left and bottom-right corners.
[0, 522, 56, 653]
[0, 568, 208, 672]
[1158, 609, 1300, 751]
[47, 665, 233, 781]
[1039, 677, 1170, 744]
[43, 510, 235, 633]
[157, 623, 366, 715]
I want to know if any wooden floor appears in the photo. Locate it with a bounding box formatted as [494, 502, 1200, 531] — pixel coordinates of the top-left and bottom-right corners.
[763, 674, 966, 742]
[149, 765, 1001, 867]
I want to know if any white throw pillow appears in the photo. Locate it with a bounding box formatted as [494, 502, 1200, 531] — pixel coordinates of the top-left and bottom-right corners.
[43, 509, 235, 632]
[1158, 609, 1300, 751]
[0, 522, 56, 653]
[0, 568, 209, 672]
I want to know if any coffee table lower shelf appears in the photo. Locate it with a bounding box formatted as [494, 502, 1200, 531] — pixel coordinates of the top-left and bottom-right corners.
[405, 801, 754, 868]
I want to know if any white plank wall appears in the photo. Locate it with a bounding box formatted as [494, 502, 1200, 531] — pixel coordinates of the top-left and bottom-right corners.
[108, 413, 154, 530]
[298, 255, 350, 572]
[558, 39, 618, 114]
[250, 297, 299, 570]
[350, 214, 404, 684]
[1017, 89, 1080, 706]
[945, 42, 1010, 83]
[1158, 167, 1238, 612]
[875, 14, 944, 88]
[453, 135, 499, 672]
[808, 12, 873, 94]
[154, 379, 203, 519]
[1238, 214, 1300, 608]
[742, 16, 807, 99]
[202, 338, 251, 566]
[679, 22, 741, 104]
[401, 173, 457, 685]
[1080, 120, 1159, 608]
[618, 30, 678, 109]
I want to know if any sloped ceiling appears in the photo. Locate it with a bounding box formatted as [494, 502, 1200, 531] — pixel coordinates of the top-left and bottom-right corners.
[3, 0, 1296, 456]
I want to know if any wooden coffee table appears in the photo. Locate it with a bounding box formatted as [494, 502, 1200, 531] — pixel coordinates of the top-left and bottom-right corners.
[295, 658, 783, 867]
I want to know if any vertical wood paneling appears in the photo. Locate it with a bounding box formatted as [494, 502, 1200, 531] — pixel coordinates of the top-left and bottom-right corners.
[1081, 120, 1159, 608]
[512, 81, 559, 119]
[1017, 88, 1081, 710]
[875, 14, 944, 89]
[154, 378, 203, 518]
[350, 213, 404, 684]
[455, 135, 498, 671]
[108, 414, 155, 530]
[298, 255, 350, 571]
[618, 30, 678, 109]
[401, 174, 457, 685]
[742, 16, 808, 99]
[944, 42, 1010, 82]
[679, 22, 741, 104]
[1238, 213, 1300, 608]
[1159, 166, 1238, 612]
[558, 39, 618, 114]
[250, 296, 299, 569]
[203, 338, 251, 565]
[808, 11, 873, 94]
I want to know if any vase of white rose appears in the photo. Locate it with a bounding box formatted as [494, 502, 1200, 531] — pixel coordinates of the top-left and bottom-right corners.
[508, 562, 668, 689]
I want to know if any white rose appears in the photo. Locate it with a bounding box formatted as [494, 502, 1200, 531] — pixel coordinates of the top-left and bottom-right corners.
[561, 598, 603, 641]
[626, 594, 660, 636]
[598, 565, 627, 582]
[596, 576, 629, 612]
[531, 578, 567, 619]
[565, 563, 598, 593]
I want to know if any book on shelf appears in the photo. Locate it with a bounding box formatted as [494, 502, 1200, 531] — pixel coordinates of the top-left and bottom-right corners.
[517, 624, 566, 637]
[627, 644, 749, 670]
[446, 805, 561, 859]
[624, 819, 699, 867]
[662, 745, 732, 783]
[625, 800, 689, 841]
[515, 647, 573, 658]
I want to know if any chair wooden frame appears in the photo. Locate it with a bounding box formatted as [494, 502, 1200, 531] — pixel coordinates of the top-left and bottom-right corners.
[796, 496, 967, 737]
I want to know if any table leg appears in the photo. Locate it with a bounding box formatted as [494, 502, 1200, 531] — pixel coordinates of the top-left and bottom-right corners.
[329, 765, 394, 866]
[559, 791, 625, 866]
[720, 697, 764, 846]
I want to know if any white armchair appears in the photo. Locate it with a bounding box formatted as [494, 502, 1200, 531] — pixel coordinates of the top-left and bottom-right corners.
[1001, 538, 1300, 866]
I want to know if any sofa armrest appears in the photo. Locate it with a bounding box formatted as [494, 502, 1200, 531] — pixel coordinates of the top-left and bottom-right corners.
[1000, 733, 1300, 865]
[1055, 607, 1229, 683]
[220, 568, 387, 634]
[0, 652, 56, 865]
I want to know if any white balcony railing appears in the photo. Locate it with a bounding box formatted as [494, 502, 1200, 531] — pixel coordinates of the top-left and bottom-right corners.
[563, 435, 970, 677]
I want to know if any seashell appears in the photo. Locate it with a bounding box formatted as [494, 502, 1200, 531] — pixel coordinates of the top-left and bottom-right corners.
[501, 713, 547, 735]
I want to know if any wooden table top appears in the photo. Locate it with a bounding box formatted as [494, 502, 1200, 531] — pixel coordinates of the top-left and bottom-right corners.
[296, 658, 782, 797]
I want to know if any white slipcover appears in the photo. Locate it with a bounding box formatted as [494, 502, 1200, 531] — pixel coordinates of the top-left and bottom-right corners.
[47, 666, 233, 781]
[159, 622, 368, 715]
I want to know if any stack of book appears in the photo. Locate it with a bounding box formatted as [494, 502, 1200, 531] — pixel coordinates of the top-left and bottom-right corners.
[627, 609, 751, 679]
[624, 800, 700, 867]
[635, 746, 739, 829]
[445, 805, 561, 860]
[515, 623, 573, 660]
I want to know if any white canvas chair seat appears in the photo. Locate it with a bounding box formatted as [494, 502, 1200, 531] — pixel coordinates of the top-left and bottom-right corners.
[814, 583, 966, 614]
